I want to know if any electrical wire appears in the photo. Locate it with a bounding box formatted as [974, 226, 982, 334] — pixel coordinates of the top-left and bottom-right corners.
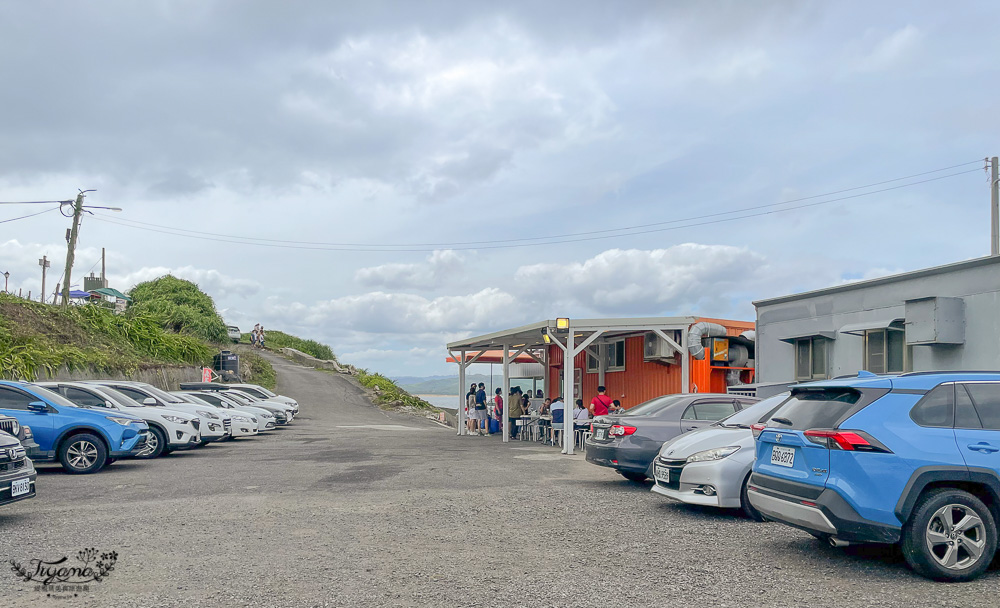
[88, 166, 983, 253]
[89, 159, 986, 248]
[0, 200, 72, 205]
[0, 206, 61, 224]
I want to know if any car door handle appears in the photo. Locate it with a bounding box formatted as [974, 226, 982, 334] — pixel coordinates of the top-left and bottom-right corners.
[967, 443, 1000, 453]
[684, 426, 698, 432]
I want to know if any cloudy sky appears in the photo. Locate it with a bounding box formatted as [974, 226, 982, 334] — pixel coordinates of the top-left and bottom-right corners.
[2, 1, 998, 376]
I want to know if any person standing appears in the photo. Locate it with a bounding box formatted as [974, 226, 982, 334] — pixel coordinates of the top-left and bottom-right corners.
[589, 385, 614, 417]
[466, 383, 478, 436]
[506, 387, 524, 439]
[493, 388, 504, 434]
[475, 382, 488, 435]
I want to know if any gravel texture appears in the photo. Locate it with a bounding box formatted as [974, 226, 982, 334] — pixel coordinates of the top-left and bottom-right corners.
[1, 353, 997, 607]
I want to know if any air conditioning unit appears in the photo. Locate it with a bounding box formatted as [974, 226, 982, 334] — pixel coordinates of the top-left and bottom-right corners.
[643, 332, 679, 364]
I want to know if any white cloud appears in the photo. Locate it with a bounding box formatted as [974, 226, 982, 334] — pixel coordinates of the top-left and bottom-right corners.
[263, 287, 523, 335]
[851, 25, 922, 72]
[112, 265, 262, 299]
[355, 249, 466, 290]
[514, 244, 764, 315]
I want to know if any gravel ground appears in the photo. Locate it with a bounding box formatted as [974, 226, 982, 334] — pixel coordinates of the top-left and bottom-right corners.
[1, 354, 997, 607]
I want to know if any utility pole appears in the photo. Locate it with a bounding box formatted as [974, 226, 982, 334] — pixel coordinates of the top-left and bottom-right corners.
[101, 247, 106, 284]
[61, 192, 86, 306]
[991, 156, 999, 256]
[38, 256, 50, 304]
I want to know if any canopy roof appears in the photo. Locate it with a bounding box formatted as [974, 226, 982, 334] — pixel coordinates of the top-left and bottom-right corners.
[446, 316, 700, 351]
[90, 287, 132, 302]
[445, 350, 540, 364]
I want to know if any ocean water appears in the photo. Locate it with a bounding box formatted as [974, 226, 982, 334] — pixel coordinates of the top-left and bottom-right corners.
[416, 395, 460, 410]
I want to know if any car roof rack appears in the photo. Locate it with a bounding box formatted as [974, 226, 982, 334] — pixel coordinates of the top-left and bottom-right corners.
[897, 370, 1000, 377]
[178, 382, 232, 391]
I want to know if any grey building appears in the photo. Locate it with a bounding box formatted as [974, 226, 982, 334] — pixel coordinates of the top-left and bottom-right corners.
[754, 255, 1000, 390]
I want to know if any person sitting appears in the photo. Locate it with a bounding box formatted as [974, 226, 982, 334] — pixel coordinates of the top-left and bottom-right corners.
[535, 389, 544, 398]
[574, 398, 590, 423]
[549, 397, 565, 446]
[611, 399, 624, 414]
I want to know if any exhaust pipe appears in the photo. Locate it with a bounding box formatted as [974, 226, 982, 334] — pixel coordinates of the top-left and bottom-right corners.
[828, 537, 850, 548]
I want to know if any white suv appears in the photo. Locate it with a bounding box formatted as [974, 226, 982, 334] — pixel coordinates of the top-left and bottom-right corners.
[226, 383, 299, 414]
[183, 391, 276, 433]
[44, 382, 201, 459]
[169, 392, 257, 439]
[84, 382, 204, 456]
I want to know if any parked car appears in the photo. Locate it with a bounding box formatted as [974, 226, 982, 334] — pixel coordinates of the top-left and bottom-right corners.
[223, 383, 298, 414]
[170, 392, 257, 439]
[651, 392, 790, 519]
[181, 391, 274, 433]
[0, 429, 36, 507]
[0, 413, 40, 458]
[180, 383, 294, 424]
[40, 382, 205, 457]
[586, 393, 758, 481]
[748, 371, 1000, 582]
[0, 380, 147, 474]
[227, 325, 241, 343]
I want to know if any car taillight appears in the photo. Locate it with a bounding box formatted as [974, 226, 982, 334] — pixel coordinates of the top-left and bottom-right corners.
[750, 423, 766, 439]
[609, 425, 637, 436]
[804, 429, 891, 453]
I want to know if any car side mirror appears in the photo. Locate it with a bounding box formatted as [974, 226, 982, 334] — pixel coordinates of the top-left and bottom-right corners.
[105, 400, 115, 409]
[142, 397, 157, 406]
[27, 401, 48, 413]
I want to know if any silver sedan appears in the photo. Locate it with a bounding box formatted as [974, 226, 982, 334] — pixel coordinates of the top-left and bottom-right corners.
[650, 392, 789, 520]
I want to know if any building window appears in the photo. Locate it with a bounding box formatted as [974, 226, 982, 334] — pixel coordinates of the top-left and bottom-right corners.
[607, 340, 626, 372]
[864, 328, 910, 374]
[794, 337, 829, 381]
[586, 349, 599, 373]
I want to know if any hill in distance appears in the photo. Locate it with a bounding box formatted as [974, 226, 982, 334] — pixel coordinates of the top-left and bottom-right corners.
[394, 374, 539, 395]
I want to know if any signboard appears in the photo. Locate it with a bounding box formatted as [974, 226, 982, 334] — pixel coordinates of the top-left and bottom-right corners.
[202, 367, 213, 382]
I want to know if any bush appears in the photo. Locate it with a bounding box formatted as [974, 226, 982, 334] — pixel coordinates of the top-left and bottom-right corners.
[356, 369, 437, 411]
[248, 330, 336, 361]
[128, 275, 229, 343]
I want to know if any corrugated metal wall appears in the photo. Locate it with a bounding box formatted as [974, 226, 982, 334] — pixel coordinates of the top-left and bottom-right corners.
[544, 318, 755, 408]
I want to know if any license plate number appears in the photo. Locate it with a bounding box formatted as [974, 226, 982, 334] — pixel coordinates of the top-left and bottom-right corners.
[771, 445, 795, 468]
[653, 464, 670, 484]
[10, 478, 30, 497]
[594, 428, 607, 440]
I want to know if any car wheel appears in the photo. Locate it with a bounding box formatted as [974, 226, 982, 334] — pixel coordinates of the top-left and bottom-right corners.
[740, 473, 765, 521]
[58, 433, 107, 474]
[901, 488, 997, 582]
[197, 440, 210, 447]
[137, 426, 166, 459]
[619, 471, 647, 482]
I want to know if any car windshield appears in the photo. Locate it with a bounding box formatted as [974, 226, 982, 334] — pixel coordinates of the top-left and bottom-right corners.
[182, 394, 214, 406]
[239, 387, 268, 399]
[29, 385, 81, 408]
[100, 387, 146, 408]
[224, 392, 254, 405]
[715, 393, 790, 428]
[763, 388, 862, 430]
[619, 395, 690, 417]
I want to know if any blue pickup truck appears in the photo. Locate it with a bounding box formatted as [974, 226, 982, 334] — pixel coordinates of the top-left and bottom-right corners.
[0, 381, 149, 474]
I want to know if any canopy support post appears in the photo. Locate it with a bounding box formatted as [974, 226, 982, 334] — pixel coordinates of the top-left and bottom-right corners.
[502, 343, 510, 443]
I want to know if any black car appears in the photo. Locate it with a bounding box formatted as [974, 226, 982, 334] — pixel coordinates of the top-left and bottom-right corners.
[586, 393, 758, 481]
[0, 427, 36, 507]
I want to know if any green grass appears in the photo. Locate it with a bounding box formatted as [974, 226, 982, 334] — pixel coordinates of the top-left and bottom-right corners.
[243, 329, 336, 361]
[129, 275, 229, 343]
[355, 369, 438, 411]
[0, 292, 214, 381]
[237, 348, 277, 390]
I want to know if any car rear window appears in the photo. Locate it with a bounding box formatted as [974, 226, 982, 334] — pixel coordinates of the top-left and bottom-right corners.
[764, 388, 861, 430]
[620, 395, 689, 417]
[720, 392, 790, 426]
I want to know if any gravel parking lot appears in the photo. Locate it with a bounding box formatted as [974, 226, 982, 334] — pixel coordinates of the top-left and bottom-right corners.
[1, 354, 997, 607]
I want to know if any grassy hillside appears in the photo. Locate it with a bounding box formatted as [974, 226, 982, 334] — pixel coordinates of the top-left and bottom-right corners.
[0, 277, 276, 389]
[243, 329, 336, 361]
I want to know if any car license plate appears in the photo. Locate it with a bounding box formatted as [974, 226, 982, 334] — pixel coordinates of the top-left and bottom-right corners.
[594, 428, 607, 440]
[653, 464, 670, 484]
[770, 445, 795, 468]
[10, 478, 30, 497]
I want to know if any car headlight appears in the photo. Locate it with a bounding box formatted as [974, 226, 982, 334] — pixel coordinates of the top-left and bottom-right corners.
[161, 415, 190, 425]
[106, 416, 137, 426]
[8, 420, 19, 435]
[196, 410, 219, 420]
[686, 446, 740, 463]
[231, 415, 251, 422]
[260, 413, 273, 419]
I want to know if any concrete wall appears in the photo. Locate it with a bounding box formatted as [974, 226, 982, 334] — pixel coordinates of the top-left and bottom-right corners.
[756, 256, 1000, 384]
[44, 366, 203, 391]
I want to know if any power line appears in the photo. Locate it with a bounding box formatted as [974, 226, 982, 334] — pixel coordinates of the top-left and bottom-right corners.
[0, 200, 72, 205]
[89, 166, 982, 252]
[0, 206, 61, 225]
[90, 159, 985, 248]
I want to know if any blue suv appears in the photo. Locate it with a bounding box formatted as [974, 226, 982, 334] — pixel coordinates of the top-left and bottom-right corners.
[748, 371, 1000, 581]
[0, 381, 149, 474]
